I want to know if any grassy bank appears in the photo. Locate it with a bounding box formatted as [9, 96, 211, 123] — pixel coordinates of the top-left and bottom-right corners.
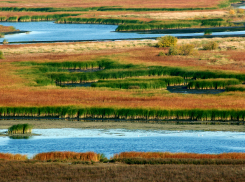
[1, 120, 245, 131]
[1, 106, 245, 121]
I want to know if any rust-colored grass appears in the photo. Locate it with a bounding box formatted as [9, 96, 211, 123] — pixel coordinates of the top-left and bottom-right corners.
[0, 161, 244, 182]
[113, 152, 245, 160]
[0, 153, 27, 160]
[33, 151, 99, 161]
[0, 0, 222, 8]
[0, 25, 18, 33]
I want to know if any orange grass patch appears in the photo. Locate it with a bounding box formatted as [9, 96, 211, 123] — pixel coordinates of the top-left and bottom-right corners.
[113, 152, 245, 160]
[0, 0, 222, 8]
[1, 87, 245, 109]
[0, 153, 27, 160]
[33, 151, 98, 161]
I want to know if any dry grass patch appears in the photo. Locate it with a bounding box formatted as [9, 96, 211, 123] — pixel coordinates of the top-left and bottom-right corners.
[101, 10, 228, 20]
[0, 40, 156, 55]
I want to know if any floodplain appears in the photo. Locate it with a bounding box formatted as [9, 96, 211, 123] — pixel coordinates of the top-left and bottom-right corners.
[1, 0, 245, 181]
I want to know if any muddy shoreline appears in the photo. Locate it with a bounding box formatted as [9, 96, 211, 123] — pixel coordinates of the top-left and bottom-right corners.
[0, 119, 244, 131]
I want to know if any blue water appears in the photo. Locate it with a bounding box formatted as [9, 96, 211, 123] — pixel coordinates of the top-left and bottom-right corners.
[0, 21, 245, 43]
[0, 129, 244, 158]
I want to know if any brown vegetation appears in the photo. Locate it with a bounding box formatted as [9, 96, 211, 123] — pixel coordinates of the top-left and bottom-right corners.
[114, 152, 245, 159]
[0, 160, 244, 182]
[0, 25, 18, 33]
[0, 153, 27, 160]
[33, 152, 99, 161]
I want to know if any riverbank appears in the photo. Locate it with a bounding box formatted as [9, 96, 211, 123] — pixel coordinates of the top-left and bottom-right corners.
[0, 120, 244, 131]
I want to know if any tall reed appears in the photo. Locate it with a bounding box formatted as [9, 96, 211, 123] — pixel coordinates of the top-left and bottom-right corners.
[8, 124, 33, 134]
[33, 151, 98, 161]
[0, 153, 27, 160]
[1, 106, 245, 121]
[113, 152, 245, 159]
[187, 78, 241, 89]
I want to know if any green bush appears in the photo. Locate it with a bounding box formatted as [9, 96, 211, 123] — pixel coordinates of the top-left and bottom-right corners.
[156, 35, 177, 48]
[203, 41, 218, 50]
[204, 29, 212, 35]
[0, 51, 4, 59]
[158, 51, 166, 56]
[168, 44, 196, 56]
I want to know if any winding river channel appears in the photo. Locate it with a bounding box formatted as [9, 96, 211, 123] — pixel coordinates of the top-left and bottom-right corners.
[0, 21, 245, 43]
[0, 129, 244, 158]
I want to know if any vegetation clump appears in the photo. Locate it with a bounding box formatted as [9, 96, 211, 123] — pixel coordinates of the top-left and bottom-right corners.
[2, 39, 8, 44]
[203, 41, 218, 50]
[168, 44, 196, 56]
[156, 35, 177, 48]
[0, 51, 4, 59]
[204, 29, 212, 35]
[8, 124, 33, 135]
[226, 85, 245, 92]
[0, 153, 27, 160]
[187, 78, 240, 89]
[33, 151, 98, 161]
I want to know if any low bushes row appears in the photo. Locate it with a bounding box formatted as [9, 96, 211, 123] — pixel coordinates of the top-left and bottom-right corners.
[91, 76, 185, 89]
[91, 79, 167, 89]
[33, 152, 98, 161]
[115, 158, 245, 165]
[187, 78, 241, 89]
[49, 66, 245, 84]
[113, 151, 245, 159]
[226, 85, 245, 92]
[1, 106, 245, 121]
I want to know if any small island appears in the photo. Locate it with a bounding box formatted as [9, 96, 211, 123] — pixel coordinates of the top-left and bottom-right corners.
[8, 123, 33, 135]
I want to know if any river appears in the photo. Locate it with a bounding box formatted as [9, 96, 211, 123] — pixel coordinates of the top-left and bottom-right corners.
[0, 21, 245, 43]
[0, 129, 244, 158]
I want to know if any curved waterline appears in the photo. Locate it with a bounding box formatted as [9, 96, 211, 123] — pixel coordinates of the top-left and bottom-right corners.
[0, 21, 245, 43]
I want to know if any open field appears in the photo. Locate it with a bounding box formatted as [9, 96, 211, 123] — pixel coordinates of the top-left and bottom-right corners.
[0, 160, 244, 182]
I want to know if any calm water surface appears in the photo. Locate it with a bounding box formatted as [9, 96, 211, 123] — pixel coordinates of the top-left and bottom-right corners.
[0, 22, 245, 43]
[0, 129, 244, 158]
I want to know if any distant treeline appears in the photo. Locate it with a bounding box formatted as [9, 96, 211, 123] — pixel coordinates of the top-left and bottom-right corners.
[1, 106, 245, 121]
[0, 14, 80, 22]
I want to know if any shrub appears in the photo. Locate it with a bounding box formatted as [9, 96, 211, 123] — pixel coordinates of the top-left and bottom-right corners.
[168, 44, 196, 56]
[0, 51, 4, 59]
[229, 9, 236, 15]
[204, 29, 212, 35]
[203, 41, 218, 50]
[156, 35, 177, 48]
[237, 9, 244, 14]
[158, 51, 165, 56]
[2, 39, 8, 44]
